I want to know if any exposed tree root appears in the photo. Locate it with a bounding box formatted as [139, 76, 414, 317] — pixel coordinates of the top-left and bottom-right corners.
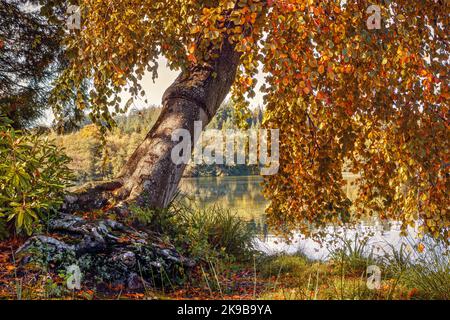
[16, 213, 194, 290]
[62, 180, 126, 213]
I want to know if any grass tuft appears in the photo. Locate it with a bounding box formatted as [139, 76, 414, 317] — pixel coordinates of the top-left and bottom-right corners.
[129, 200, 256, 261]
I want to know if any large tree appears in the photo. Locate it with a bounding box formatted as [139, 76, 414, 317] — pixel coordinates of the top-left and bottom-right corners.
[52, 0, 448, 239]
[0, 0, 60, 128]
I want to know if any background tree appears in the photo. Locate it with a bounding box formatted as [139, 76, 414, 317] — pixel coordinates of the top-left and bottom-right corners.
[0, 0, 86, 130]
[1, 0, 57, 127]
[52, 0, 448, 239]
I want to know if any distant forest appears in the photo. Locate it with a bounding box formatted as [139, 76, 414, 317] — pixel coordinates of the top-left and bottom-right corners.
[48, 101, 265, 183]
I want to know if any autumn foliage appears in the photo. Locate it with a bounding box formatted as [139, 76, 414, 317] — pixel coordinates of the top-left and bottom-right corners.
[50, 0, 448, 239]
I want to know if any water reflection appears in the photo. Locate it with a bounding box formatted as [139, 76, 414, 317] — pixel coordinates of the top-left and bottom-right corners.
[179, 176, 446, 260]
[179, 176, 268, 223]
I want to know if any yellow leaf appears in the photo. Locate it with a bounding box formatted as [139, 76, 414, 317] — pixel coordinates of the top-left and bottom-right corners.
[417, 243, 425, 253]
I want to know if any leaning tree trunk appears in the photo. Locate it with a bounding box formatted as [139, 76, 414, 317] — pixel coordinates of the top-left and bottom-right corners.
[64, 40, 241, 214]
[17, 40, 241, 291]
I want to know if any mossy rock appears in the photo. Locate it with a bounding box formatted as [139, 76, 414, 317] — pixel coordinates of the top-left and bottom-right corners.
[16, 214, 195, 291]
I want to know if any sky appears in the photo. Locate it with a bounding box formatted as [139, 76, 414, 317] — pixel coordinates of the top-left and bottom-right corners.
[119, 56, 266, 111]
[119, 56, 179, 110]
[40, 55, 266, 126]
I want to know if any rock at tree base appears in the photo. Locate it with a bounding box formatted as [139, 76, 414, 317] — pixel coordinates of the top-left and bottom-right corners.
[16, 214, 195, 290]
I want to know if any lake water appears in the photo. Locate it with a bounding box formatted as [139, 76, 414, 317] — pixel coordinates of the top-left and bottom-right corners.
[180, 175, 268, 223]
[179, 176, 444, 261]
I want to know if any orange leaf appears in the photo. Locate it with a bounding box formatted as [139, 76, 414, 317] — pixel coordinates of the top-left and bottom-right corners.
[318, 65, 325, 74]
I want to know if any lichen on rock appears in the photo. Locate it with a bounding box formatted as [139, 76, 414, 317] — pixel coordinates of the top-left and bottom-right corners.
[16, 213, 195, 290]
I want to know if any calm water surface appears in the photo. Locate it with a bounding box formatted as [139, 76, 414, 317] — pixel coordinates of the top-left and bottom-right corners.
[179, 176, 444, 260]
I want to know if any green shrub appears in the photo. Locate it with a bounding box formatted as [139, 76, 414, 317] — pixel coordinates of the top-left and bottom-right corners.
[328, 233, 377, 275]
[130, 201, 256, 261]
[0, 116, 73, 237]
[260, 253, 311, 278]
[400, 238, 450, 300]
[379, 242, 413, 277]
[177, 204, 255, 260]
[0, 218, 8, 239]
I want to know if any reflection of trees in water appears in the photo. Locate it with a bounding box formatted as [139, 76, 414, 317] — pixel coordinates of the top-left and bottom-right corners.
[180, 175, 359, 205]
[247, 216, 269, 241]
[179, 176, 266, 204]
[179, 175, 375, 238]
[179, 176, 268, 221]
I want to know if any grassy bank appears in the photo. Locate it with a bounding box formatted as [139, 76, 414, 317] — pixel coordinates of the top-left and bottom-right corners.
[257, 240, 449, 300]
[0, 203, 448, 300]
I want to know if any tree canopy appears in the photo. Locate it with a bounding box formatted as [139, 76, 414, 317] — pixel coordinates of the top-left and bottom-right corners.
[52, 0, 449, 239]
[0, 0, 64, 128]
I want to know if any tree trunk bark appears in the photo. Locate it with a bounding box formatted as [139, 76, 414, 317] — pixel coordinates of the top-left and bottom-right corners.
[64, 39, 240, 213]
